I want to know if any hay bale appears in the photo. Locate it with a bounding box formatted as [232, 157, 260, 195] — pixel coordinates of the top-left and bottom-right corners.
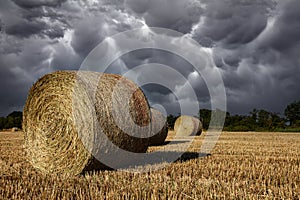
[11, 127, 19, 132]
[23, 71, 151, 175]
[149, 108, 168, 146]
[174, 115, 202, 136]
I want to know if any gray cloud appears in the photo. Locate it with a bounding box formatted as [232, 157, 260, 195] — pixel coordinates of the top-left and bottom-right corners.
[125, 0, 149, 14]
[126, 0, 203, 33]
[71, 17, 107, 57]
[11, 0, 67, 9]
[0, 0, 68, 40]
[5, 19, 47, 38]
[0, 54, 34, 116]
[0, 0, 299, 117]
[259, 0, 300, 52]
[210, 0, 300, 114]
[107, 45, 212, 116]
[192, 0, 275, 47]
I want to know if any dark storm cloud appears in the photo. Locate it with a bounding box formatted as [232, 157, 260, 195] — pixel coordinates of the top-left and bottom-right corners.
[4, 18, 67, 39]
[121, 0, 284, 113]
[199, 0, 300, 114]
[125, 0, 149, 14]
[0, 0, 69, 116]
[0, 0, 300, 116]
[193, 0, 275, 47]
[42, 24, 65, 39]
[112, 48, 210, 96]
[0, 54, 34, 116]
[70, 16, 107, 58]
[5, 19, 47, 38]
[119, 49, 195, 77]
[126, 0, 203, 33]
[259, 0, 300, 52]
[1, 0, 123, 115]
[107, 47, 211, 116]
[68, 0, 144, 58]
[11, 0, 67, 9]
[0, 0, 68, 40]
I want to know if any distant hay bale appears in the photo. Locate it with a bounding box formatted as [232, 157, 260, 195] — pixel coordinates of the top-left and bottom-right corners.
[174, 116, 202, 136]
[23, 71, 151, 175]
[149, 108, 168, 146]
[11, 127, 19, 132]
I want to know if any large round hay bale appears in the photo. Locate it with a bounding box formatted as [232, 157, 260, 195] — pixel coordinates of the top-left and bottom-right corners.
[174, 116, 202, 136]
[149, 108, 168, 146]
[23, 71, 151, 175]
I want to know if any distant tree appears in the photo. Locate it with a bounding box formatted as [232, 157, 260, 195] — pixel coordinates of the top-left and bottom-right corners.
[224, 114, 254, 132]
[243, 109, 258, 130]
[0, 117, 7, 130]
[0, 111, 22, 130]
[167, 114, 178, 130]
[270, 113, 285, 129]
[211, 109, 227, 129]
[284, 101, 300, 126]
[7, 111, 22, 129]
[249, 109, 258, 123]
[199, 109, 228, 130]
[199, 109, 211, 130]
[224, 112, 231, 127]
[7, 111, 22, 119]
[257, 109, 272, 128]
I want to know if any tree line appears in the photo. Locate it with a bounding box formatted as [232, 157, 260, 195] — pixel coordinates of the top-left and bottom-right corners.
[0, 111, 22, 130]
[168, 101, 300, 132]
[1, 101, 300, 132]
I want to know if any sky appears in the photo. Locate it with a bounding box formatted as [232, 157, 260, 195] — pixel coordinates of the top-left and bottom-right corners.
[0, 0, 299, 117]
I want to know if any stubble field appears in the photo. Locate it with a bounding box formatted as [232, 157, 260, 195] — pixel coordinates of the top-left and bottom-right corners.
[0, 131, 299, 199]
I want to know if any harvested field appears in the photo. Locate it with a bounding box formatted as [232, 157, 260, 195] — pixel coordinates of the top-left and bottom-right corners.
[1, 131, 300, 199]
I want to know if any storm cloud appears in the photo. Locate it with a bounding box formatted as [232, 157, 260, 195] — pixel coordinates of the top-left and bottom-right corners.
[0, 0, 299, 116]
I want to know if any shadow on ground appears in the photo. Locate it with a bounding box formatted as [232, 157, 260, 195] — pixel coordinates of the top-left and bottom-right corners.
[151, 140, 190, 146]
[176, 152, 211, 162]
[83, 151, 211, 174]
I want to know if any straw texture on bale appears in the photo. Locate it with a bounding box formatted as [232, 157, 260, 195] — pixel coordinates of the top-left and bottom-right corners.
[149, 108, 168, 146]
[174, 116, 202, 136]
[23, 71, 151, 175]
